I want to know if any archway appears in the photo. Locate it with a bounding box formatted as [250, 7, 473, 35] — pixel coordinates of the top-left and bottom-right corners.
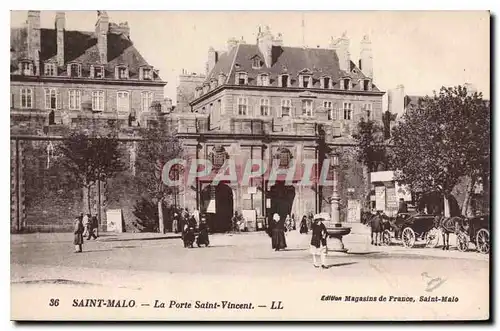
[268, 181, 296, 226]
[200, 183, 234, 233]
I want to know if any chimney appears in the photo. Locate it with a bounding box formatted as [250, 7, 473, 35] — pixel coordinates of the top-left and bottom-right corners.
[95, 11, 109, 64]
[257, 25, 273, 67]
[360, 35, 373, 79]
[27, 10, 41, 75]
[330, 32, 350, 72]
[207, 47, 218, 75]
[227, 37, 238, 52]
[55, 12, 65, 67]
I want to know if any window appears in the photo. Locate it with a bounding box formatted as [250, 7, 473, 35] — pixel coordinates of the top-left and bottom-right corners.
[69, 63, 81, 77]
[92, 91, 105, 111]
[322, 77, 331, 89]
[280, 75, 289, 88]
[260, 98, 270, 116]
[44, 88, 57, 110]
[236, 72, 248, 85]
[21, 62, 33, 75]
[363, 103, 372, 120]
[20, 88, 33, 109]
[343, 102, 353, 120]
[11, 94, 14, 108]
[68, 90, 81, 110]
[237, 97, 248, 115]
[252, 57, 262, 69]
[281, 99, 292, 117]
[363, 79, 371, 91]
[302, 100, 313, 117]
[117, 91, 130, 113]
[258, 74, 269, 86]
[93, 66, 104, 79]
[142, 68, 152, 80]
[343, 78, 350, 90]
[44, 63, 56, 76]
[278, 148, 292, 168]
[116, 66, 129, 79]
[324, 101, 334, 120]
[141, 92, 153, 112]
[301, 75, 312, 88]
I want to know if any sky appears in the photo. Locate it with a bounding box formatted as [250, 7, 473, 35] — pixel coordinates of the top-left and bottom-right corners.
[10, 10, 490, 105]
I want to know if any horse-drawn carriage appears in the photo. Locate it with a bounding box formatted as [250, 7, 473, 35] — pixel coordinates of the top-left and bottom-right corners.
[382, 212, 440, 248]
[456, 214, 490, 254]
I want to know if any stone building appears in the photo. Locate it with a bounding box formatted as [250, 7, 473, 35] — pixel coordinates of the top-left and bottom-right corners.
[10, 10, 167, 132]
[10, 10, 167, 232]
[175, 26, 385, 232]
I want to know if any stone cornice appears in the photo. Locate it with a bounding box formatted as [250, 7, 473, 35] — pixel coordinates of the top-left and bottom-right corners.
[10, 74, 167, 87]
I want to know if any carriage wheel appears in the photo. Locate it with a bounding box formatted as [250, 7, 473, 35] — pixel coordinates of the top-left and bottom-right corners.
[382, 230, 391, 246]
[456, 232, 469, 252]
[425, 228, 440, 248]
[402, 227, 416, 248]
[476, 229, 490, 254]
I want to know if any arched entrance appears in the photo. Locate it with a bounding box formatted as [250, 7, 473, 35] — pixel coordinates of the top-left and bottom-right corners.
[200, 183, 234, 233]
[268, 181, 296, 225]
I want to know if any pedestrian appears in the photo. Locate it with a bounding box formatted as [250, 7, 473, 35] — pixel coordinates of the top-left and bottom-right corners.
[291, 214, 296, 230]
[73, 215, 85, 253]
[172, 213, 179, 233]
[398, 198, 408, 214]
[193, 208, 200, 227]
[82, 213, 89, 237]
[271, 213, 287, 251]
[310, 213, 329, 269]
[300, 215, 308, 234]
[232, 211, 240, 232]
[196, 216, 210, 247]
[285, 214, 292, 232]
[370, 210, 383, 245]
[87, 214, 98, 240]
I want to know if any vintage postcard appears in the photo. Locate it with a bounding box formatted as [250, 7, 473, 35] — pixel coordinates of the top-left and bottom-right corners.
[10, 10, 490, 321]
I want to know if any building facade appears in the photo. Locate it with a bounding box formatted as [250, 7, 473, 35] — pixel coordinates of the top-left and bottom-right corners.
[10, 10, 167, 133]
[175, 27, 385, 231]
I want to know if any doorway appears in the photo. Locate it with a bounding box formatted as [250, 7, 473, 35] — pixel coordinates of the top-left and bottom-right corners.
[200, 183, 234, 233]
[267, 181, 296, 225]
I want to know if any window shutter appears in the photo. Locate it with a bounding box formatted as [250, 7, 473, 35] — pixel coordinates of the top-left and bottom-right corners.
[57, 89, 62, 109]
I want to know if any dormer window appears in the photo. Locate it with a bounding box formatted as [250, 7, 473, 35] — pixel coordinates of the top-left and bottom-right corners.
[140, 67, 153, 80]
[236, 72, 248, 85]
[115, 65, 129, 79]
[321, 77, 331, 89]
[257, 74, 269, 87]
[280, 74, 289, 88]
[92, 65, 105, 79]
[252, 57, 263, 69]
[300, 75, 312, 88]
[210, 79, 218, 90]
[342, 78, 351, 90]
[44, 63, 56, 76]
[67, 63, 82, 77]
[363, 79, 371, 91]
[20, 61, 33, 76]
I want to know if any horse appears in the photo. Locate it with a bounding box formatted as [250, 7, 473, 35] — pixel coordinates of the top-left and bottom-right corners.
[433, 216, 463, 250]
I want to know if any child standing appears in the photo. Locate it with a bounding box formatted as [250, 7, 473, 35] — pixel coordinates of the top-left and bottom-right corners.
[310, 213, 329, 269]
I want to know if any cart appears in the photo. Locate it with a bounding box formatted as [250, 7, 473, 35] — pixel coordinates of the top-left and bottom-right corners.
[456, 214, 490, 254]
[382, 212, 440, 248]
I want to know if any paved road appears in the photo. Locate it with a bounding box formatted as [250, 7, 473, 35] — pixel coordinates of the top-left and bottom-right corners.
[10, 230, 490, 320]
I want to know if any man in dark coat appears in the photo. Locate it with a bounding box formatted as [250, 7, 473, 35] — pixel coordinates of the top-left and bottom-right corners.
[87, 215, 98, 240]
[370, 211, 383, 246]
[271, 213, 287, 251]
[398, 198, 408, 214]
[73, 216, 85, 253]
[196, 216, 210, 247]
[300, 215, 309, 234]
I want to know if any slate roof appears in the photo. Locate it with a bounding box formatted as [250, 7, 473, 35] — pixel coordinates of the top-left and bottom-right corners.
[205, 43, 380, 91]
[10, 26, 162, 81]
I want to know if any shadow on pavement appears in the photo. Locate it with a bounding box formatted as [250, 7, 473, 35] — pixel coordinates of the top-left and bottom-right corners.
[102, 236, 181, 242]
[346, 251, 383, 256]
[325, 262, 358, 268]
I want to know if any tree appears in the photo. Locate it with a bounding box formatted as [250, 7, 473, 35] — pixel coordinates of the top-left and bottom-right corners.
[59, 132, 125, 214]
[391, 85, 490, 215]
[135, 118, 184, 233]
[352, 119, 391, 205]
